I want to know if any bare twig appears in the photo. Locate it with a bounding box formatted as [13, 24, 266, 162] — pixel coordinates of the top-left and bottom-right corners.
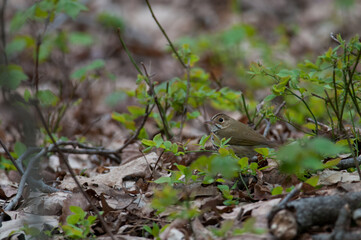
[144, 0, 187, 69]
[0, 0, 7, 64]
[286, 88, 319, 135]
[306, 118, 331, 131]
[263, 101, 286, 137]
[141, 63, 172, 139]
[263, 119, 271, 138]
[149, 149, 165, 181]
[34, 36, 41, 93]
[116, 28, 143, 76]
[33, 102, 116, 240]
[242, 94, 252, 124]
[311, 93, 326, 101]
[274, 101, 286, 116]
[4, 148, 46, 212]
[0, 138, 23, 175]
[330, 32, 341, 45]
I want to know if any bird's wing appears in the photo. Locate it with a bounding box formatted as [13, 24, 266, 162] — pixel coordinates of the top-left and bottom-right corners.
[222, 125, 272, 146]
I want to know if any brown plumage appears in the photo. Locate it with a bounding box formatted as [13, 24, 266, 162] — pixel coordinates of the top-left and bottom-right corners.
[206, 113, 277, 158]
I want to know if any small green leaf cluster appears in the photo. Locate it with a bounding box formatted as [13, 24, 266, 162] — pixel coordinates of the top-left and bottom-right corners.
[61, 206, 97, 239]
[142, 134, 180, 155]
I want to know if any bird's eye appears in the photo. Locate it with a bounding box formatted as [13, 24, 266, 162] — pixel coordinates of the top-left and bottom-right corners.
[218, 118, 224, 123]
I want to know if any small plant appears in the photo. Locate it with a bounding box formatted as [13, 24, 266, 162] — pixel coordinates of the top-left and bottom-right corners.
[143, 222, 168, 240]
[61, 206, 97, 239]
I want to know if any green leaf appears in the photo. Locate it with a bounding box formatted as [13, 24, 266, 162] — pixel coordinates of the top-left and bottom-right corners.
[238, 157, 249, 169]
[56, 0, 88, 19]
[6, 37, 28, 56]
[311, 138, 347, 156]
[271, 186, 283, 195]
[264, 94, 276, 102]
[127, 106, 145, 117]
[163, 141, 172, 150]
[87, 215, 97, 224]
[254, 148, 269, 157]
[171, 143, 178, 154]
[36, 90, 59, 106]
[141, 139, 155, 147]
[23, 89, 32, 102]
[305, 175, 319, 187]
[153, 134, 163, 148]
[105, 91, 127, 107]
[0, 65, 28, 90]
[199, 135, 210, 148]
[154, 177, 172, 184]
[152, 223, 160, 236]
[97, 12, 125, 30]
[69, 206, 85, 216]
[323, 158, 341, 168]
[218, 185, 233, 200]
[69, 32, 94, 46]
[143, 225, 153, 235]
[71, 59, 105, 81]
[66, 214, 80, 225]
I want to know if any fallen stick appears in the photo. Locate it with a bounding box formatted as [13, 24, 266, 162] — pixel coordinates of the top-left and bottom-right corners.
[269, 191, 361, 239]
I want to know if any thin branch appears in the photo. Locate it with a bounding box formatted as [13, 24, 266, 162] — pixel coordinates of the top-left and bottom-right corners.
[262, 101, 286, 137]
[277, 117, 314, 135]
[286, 88, 319, 135]
[116, 28, 143, 76]
[339, 47, 350, 122]
[33, 102, 116, 240]
[330, 32, 341, 45]
[241, 94, 252, 124]
[0, 138, 23, 175]
[263, 119, 271, 138]
[144, 0, 187, 69]
[306, 118, 331, 131]
[311, 93, 326, 101]
[0, 0, 8, 64]
[149, 149, 165, 181]
[274, 101, 286, 116]
[4, 148, 46, 212]
[141, 63, 172, 139]
[34, 35, 41, 93]
[332, 61, 339, 115]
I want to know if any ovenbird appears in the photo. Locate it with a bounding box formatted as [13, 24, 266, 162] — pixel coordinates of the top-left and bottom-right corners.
[206, 113, 277, 158]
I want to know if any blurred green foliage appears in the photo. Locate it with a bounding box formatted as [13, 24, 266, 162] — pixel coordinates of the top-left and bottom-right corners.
[277, 137, 347, 177]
